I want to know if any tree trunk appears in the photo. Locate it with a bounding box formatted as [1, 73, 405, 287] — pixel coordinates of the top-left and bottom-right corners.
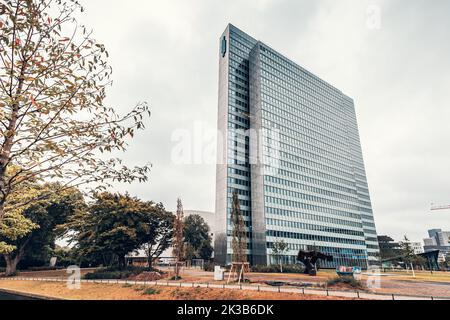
[4, 255, 20, 277]
[0, 195, 7, 221]
[118, 255, 126, 270]
[147, 254, 156, 270]
[3, 240, 28, 276]
[175, 261, 179, 279]
[146, 245, 153, 269]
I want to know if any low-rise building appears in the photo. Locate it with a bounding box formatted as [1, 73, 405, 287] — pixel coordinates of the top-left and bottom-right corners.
[423, 229, 450, 263]
[411, 242, 424, 255]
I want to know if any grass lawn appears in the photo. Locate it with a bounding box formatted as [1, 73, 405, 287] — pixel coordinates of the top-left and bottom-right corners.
[378, 270, 450, 282]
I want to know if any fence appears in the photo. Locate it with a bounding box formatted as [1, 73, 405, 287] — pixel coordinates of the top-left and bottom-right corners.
[1, 276, 449, 301]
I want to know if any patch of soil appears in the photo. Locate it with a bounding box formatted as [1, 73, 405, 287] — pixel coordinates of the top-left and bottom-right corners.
[327, 283, 365, 292]
[127, 271, 167, 282]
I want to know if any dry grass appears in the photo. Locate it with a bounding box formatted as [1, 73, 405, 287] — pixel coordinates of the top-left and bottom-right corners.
[378, 271, 450, 283]
[0, 280, 356, 300]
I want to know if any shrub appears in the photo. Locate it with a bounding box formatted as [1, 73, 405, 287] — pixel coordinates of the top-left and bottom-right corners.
[252, 264, 305, 274]
[134, 286, 146, 292]
[83, 266, 156, 280]
[203, 262, 215, 272]
[327, 276, 365, 290]
[27, 266, 65, 272]
[143, 287, 161, 295]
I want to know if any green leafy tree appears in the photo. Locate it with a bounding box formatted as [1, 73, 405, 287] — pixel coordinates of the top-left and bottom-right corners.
[140, 203, 174, 268]
[378, 235, 401, 260]
[52, 245, 77, 268]
[184, 214, 213, 261]
[1, 183, 84, 275]
[0, 167, 39, 256]
[197, 239, 213, 261]
[184, 243, 196, 262]
[0, 0, 151, 223]
[66, 192, 158, 269]
[272, 239, 289, 273]
[399, 236, 426, 268]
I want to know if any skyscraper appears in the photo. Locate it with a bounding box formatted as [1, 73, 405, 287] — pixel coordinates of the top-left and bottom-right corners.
[215, 24, 380, 268]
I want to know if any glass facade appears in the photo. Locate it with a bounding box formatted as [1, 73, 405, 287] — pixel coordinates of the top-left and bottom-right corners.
[215, 24, 380, 268]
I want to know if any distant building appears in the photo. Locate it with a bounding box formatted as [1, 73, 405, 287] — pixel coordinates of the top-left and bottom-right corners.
[423, 229, 450, 263]
[418, 250, 441, 271]
[424, 237, 437, 247]
[411, 242, 424, 255]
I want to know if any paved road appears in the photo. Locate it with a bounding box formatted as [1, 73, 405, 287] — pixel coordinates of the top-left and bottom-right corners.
[0, 289, 41, 300]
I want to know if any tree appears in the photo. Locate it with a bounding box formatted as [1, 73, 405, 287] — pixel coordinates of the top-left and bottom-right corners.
[231, 190, 247, 263]
[52, 245, 77, 268]
[0, 166, 39, 256]
[172, 198, 184, 279]
[1, 183, 84, 275]
[65, 192, 155, 269]
[378, 235, 401, 260]
[0, 0, 151, 223]
[184, 214, 213, 261]
[140, 203, 174, 268]
[399, 236, 426, 270]
[272, 239, 289, 273]
[197, 240, 213, 261]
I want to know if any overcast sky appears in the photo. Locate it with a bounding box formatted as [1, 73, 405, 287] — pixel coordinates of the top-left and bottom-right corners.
[75, 0, 450, 243]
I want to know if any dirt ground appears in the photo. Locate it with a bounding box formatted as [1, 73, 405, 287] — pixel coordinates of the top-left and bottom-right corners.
[0, 280, 356, 300]
[371, 279, 450, 297]
[4, 268, 450, 298]
[157, 267, 336, 285]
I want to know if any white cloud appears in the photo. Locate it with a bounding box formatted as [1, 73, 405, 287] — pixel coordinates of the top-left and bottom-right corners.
[75, 0, 450, 243]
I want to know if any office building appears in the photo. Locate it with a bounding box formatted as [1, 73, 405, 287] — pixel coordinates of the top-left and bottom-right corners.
[214, 24, 380, 268]
[423, 229, 450, 262]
